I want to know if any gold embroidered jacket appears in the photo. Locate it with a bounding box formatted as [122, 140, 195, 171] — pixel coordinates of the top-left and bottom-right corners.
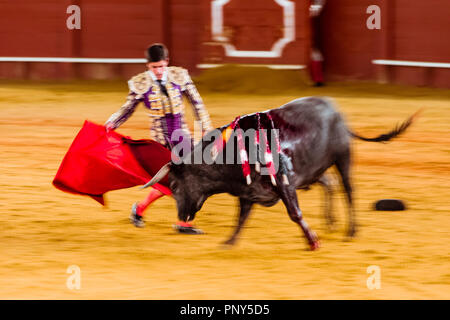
[106, 66, 213, 147]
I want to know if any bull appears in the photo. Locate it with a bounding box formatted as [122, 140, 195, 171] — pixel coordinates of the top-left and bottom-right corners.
[144, 97, 417, 250]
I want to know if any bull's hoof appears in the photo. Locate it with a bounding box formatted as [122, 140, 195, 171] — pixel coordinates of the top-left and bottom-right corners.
[325, 223, 338, 233]
[222, 238, 236, 246]
[345, 228, 357, 239]
[219, 239, 237, 250]
[344, 236, 355, 242]
[343, 235, 356, 242]
[344, 230, 357, 242]
[309, 240, 321, 251]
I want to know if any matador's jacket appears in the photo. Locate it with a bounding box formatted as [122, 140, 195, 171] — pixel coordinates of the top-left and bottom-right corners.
[106, 67, 213, 149]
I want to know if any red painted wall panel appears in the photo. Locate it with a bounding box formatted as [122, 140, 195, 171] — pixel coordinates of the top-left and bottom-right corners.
[168, 0, 204, 71]
[0, 0, 448, 87]
[223, 0, 284, 51]
[80, 0, 165, 58]
[393, 0, 450, 62]
[320, 0, 381, 80]
[320, 0, 450, 87]
[200, 0, 310, 66]
[0, 0, 74, 57]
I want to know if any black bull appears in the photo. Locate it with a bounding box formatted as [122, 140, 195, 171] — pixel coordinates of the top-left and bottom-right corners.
[145, 97, 417, 250]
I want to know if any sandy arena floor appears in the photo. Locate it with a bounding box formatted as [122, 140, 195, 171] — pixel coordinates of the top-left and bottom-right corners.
[0, 76, 449, 299]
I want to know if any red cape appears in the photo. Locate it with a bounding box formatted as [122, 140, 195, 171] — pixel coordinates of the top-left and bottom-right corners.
[53, 120, 172, 205]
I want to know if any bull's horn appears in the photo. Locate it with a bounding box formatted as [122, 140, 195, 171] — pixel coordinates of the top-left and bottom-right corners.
[140, 162, 171, 189]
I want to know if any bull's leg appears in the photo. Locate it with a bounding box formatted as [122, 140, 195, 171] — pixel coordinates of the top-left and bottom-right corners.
[317, 174, 336, 231]
[335, 150, 357, 238]
[223, 198, 253, 246]
[279, 186, 320, 250]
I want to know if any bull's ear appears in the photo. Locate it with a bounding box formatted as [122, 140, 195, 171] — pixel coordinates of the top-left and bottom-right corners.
[141, 162, 172, 189]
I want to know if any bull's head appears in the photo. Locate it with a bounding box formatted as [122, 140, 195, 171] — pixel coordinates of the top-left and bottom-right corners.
[142, 162, 208, 222]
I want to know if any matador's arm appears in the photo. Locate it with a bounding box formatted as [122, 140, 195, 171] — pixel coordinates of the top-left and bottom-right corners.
[105, 91, 140, 129]
[182, 71, 213, 135]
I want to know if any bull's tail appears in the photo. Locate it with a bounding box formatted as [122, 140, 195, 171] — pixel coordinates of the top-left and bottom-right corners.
[348, 109, 422, 143]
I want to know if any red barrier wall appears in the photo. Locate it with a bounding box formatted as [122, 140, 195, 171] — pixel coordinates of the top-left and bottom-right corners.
[0, 0, 448, 87]
[321, 0, 450, 87]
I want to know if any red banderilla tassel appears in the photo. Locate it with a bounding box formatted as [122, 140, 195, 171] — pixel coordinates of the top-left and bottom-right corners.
[267, 113, 289, 185]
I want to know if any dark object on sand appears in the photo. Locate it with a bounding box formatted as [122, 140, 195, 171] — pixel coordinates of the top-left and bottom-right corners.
[374, 199, 407, 211]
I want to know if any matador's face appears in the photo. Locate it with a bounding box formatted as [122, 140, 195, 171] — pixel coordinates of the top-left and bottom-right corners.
[147, 59, 169, 80]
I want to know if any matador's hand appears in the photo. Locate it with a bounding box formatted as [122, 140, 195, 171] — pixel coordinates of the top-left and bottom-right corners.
[105, 122, 114, 133]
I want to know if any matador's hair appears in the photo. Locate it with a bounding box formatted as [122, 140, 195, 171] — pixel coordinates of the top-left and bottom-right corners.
[146, 43, 169, 62]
